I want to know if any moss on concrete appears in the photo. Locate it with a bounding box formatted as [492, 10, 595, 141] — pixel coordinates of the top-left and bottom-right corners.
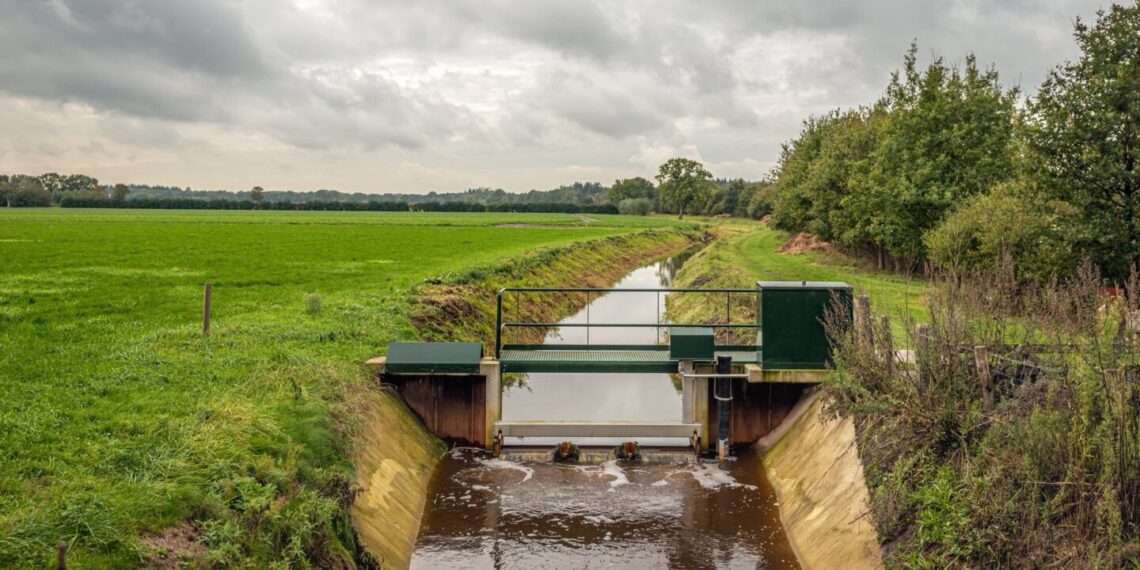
[761, 393, 883, 570]
[352, 389, 446, 569]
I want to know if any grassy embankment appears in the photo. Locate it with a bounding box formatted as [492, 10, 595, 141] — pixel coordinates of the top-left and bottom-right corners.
[668, 219, 930, 338]
[0, 208, 693, 568]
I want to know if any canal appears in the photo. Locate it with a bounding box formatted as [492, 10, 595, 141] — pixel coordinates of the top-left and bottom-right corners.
[410, 254, 800, 569]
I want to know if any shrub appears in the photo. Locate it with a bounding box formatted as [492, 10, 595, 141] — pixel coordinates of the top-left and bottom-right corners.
[924, 182, 1075, 280]
[617, 198, 652, 216]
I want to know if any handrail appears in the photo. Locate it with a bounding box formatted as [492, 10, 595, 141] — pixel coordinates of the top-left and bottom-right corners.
[502, 322, 759, 328]
[499, 287, 757, 293]
[494, 286, 760, 357]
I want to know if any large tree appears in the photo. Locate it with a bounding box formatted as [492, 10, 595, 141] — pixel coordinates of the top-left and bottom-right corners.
[853, 47, 1019, 265]
[655, 157, 712, 219]
[250, 185, 265, 203]
[112, 183, 130, 203]
[1028, 4, 1140, 279]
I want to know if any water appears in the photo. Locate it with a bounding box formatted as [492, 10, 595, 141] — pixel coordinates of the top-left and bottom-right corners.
[502, 255, 686, 428]
[410, 255, 800, 569]
[412, 450, 799, 569]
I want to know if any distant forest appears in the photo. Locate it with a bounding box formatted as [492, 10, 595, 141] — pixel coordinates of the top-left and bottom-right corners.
[1, 172, 772, 218]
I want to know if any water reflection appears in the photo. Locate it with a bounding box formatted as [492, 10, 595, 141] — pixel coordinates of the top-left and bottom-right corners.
[411, 253, 801, 570]
[502, 255, 687, 423]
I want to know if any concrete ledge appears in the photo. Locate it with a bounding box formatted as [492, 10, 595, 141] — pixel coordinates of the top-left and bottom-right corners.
[365, 356, 386, 373]
[494, 421, 701, 439]
[745, 364, 830, 384]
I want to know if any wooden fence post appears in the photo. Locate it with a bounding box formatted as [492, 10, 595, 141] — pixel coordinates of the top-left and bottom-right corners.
[974, 345, 993, 412]
[854, 294, 873, 349]
[202, 283, 213, 337]
[915, 324, 931, 390]
[879, 315, 894, 374]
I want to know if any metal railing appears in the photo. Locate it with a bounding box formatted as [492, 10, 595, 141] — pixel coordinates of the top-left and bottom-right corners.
[495, 287, 760, 357]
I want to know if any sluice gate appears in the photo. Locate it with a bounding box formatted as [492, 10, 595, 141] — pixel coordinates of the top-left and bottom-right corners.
[368, 281, 851, 455]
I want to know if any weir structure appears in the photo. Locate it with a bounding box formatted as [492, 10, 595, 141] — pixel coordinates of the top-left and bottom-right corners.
[368, 281, 851, 455]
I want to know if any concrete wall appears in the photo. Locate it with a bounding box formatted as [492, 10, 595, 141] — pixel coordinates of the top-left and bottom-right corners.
[759, 391, 883, 570]
[352, 388, 446, 570]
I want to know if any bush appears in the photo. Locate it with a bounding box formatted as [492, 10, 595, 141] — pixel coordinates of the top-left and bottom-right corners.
[924, 182, 1076, 280]
[617, 198, 652, 216]
[303, 293, 322, 316]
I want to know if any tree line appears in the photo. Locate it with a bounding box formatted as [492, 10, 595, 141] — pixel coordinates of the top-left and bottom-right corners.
[58, 196, 620, 215]
[6, 157, 771, 219]
[762, 4, 1140, 282]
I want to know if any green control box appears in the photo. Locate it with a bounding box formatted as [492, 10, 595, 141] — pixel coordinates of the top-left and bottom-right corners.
[669, 327, 715, 361]
[758, 281, 852, 369]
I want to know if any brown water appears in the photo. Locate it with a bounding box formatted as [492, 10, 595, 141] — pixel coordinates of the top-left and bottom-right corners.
[412, 450, 799, 569]
[411, 256, 800, 569]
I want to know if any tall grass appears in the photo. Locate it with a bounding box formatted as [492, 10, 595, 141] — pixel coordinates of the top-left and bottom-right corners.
[824, 259, 1140, 567]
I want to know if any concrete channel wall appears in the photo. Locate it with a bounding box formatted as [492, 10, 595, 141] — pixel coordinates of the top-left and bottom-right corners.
[352, 389, 445, 569]
[759, 391, 883, 570]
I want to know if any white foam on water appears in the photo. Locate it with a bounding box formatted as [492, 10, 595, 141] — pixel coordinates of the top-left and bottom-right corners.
[471, 484, 490, 491]
[478, 458, 535, 482]
[687, 462, 757, 490]
[601, 460, 630, 489]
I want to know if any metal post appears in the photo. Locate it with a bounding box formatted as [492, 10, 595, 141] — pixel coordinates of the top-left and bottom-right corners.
[585, 291, 591, 345]
[715, 355, 732, 460]
[202, 283, 212, 337]
[495, 289, 504, 357]
[656, 291, 661, 343]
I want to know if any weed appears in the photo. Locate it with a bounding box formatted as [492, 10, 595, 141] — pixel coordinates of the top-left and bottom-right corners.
[304, 293, 323, 316]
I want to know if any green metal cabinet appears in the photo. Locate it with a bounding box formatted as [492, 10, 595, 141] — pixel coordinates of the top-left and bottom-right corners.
[669, 327, 716, 361]
[757, 281, 851, 369]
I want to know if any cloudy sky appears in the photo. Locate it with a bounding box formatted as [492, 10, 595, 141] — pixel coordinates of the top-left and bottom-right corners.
[0, 0, 1104, 194]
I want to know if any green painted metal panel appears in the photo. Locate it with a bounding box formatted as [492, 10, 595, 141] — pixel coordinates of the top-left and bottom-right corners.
[758, 281, 851, 369]
[386, 342, 483, 374]
[669, 327, 715, 360]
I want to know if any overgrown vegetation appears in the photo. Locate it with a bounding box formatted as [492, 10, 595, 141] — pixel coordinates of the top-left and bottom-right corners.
[765, 4, 1140, 282]
[824, 261, 1140, 567]
[0, 209, 688, 568]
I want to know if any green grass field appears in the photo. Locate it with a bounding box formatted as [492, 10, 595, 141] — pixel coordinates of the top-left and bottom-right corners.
[671, 220, 931, 337]
[0, 209, 688, 568]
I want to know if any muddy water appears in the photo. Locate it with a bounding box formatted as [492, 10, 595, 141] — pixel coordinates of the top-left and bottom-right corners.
[412, 450, 799, 569]
[411, 255, 800, 569]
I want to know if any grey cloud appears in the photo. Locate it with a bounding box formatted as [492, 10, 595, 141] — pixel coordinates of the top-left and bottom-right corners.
[0, 0, 1105, 193]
